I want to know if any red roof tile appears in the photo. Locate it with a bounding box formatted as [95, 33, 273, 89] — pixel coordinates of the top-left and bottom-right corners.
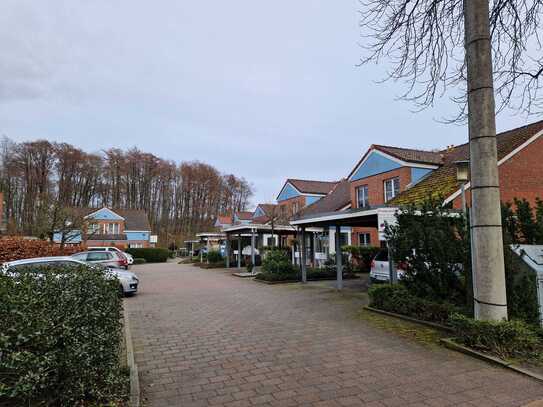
[391, 120, 543, 205]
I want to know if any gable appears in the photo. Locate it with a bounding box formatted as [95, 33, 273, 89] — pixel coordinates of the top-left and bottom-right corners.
[277, 183, 301, 202]
[85, 207, 124, 221]
[350, 150, 403, 181]
[411, 167, 433, 186]
[253, 207, 266, 218]
[305, 196, 321, 206]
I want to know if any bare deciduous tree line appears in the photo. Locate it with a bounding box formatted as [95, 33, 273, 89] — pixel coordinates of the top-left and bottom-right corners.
[0, 137, 253, 243]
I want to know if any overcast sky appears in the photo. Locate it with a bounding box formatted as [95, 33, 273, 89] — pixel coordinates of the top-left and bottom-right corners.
[0, 1, 533, 208]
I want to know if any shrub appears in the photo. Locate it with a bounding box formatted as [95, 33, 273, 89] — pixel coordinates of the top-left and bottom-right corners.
[125, 247, 169, 263]
[0, 265, 127, 405]
[368, 284, 462, 325]
[261, 249, 296, 274]
[449, 313, 543, 361]
[206, 250, 223, 263]
[133, 257, 147, 265]
[342, 245, 380, 272]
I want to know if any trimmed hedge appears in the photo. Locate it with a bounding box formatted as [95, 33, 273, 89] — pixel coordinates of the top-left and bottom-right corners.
[126, 247, 169, 263]
[0, 265, 127, 405]
[450, 313, 543, 361]
[368, 284, 462, 325]
[133, 257, 147, 265]
[0, 237, 83, 263]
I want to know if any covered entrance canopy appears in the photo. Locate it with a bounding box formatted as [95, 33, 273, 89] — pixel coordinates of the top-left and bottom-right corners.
[223, 223, 322, 272]
[290, 206, 399, 289]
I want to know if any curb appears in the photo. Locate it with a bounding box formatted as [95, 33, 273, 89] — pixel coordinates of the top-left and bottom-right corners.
[363, 306, 454, 333]
[123, 306, 141, 407]
[440, 338, 543, 383]
[253, 276, 361, 285]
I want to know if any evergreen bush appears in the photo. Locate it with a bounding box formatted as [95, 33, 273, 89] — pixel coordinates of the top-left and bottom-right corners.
[0, 265, 127, 405]
[261, 249, 296, 274]
[450, 313, 543, 361]
[206, 250, 223, 263]
[125, 247, 169, 263]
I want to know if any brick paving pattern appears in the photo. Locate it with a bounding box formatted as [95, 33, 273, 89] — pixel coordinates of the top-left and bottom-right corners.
[125, 263, 543, 406]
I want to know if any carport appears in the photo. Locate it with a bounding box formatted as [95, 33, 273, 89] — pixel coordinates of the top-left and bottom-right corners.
[290, 206, 398, 289]
[223, 224, 323, 274]
[196, 232, 226, 262]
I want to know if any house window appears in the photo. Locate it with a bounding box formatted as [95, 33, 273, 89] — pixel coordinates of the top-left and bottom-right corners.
[384, 177, 400, 202]
[356, 185, 369, 208]
[358, 233, 371, 246]
[292, 202, 299, 215]
[87, 223, 99, 235]
[104, 223, 120, 234]
[129, 243, 143, 248]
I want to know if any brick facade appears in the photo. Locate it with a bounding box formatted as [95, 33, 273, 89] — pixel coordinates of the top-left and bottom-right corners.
[350, 167, 412, 247]
[451, 135, 543, 210]
[277, 195, 307, 218]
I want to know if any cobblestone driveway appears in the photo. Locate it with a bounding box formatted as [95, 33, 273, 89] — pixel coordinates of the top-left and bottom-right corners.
[124, 263, 543, 407]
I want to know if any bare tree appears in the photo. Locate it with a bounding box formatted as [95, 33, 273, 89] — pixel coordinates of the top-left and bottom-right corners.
[358, 0, 543, 320]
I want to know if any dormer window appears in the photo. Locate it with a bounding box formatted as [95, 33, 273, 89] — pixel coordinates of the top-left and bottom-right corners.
[356, 185, 369, 209]
[384, 177, 400, 202]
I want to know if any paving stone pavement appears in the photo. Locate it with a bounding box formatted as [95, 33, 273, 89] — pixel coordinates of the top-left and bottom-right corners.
[124, 262, 543, 407]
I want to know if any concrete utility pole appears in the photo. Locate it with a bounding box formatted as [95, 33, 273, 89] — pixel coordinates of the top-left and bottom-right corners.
[464, 0, 508, 320]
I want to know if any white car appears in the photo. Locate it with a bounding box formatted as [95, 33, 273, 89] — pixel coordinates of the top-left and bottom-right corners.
[88, 246, 134, 266]
[1, 256, 139, 296]
[370, 250, 406, 282]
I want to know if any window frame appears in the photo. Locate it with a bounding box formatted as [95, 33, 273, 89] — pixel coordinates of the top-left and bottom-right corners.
[356, 185, 369, 209]
[384, 177, 400, 203]
[358, 233, 371, 247]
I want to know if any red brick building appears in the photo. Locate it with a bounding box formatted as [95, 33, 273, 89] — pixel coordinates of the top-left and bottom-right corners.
[295, 120, 543, 249]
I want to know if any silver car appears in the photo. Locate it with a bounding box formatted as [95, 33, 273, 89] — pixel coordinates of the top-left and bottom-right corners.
[1, 256, 139, 296]
[72, 250, 129, 269]
[88, 246, 134, 266]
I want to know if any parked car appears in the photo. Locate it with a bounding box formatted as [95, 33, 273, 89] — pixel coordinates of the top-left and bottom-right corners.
[72, 250, 129, 269]
[88, 246, 133, 266]
[0, 256, 139, 296]
[370, 249, 405, 282]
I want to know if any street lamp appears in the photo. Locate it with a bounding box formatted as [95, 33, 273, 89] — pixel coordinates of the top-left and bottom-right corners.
[455, 160, 470, 214]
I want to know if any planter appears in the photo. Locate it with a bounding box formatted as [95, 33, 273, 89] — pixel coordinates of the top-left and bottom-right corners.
[363, 306, 454, 332]
[441, 338, 543, 383]
[123, 307, 140, 407]
[254, 274, 360, 284]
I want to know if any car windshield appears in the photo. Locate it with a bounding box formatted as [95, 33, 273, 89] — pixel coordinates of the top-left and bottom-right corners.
[374, 250, 389, 262]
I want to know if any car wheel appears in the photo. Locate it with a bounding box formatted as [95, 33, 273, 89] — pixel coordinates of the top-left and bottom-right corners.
[119, 285, 125, 297]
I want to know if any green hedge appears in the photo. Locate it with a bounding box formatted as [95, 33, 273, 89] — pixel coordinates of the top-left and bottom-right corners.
[450, 314, 543, 361]
[126, 247, 169, 263]
[0, 265, 127, 405]
[133, 258, 147, 265]
[368, 284, 463, 325]
[206, 250, 223, 263]
[261, 249, 296, 274]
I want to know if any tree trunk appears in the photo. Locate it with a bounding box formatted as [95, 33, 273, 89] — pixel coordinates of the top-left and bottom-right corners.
[464, 0, 508, 321]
